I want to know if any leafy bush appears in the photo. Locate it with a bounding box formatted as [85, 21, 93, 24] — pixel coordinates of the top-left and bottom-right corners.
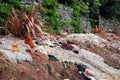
[0, 3, 11, 25]
[89, 0, 101, 28]
[41, 0, 63, 34]
[0, 0, 22, 25]
[69, 0, 89, 33]
[6, 0, 22, 10]
[40, 0, 90, 33]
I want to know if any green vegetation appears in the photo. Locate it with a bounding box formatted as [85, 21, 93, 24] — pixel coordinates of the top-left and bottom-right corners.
[0, 0, 120, 34]
[88, 0, 120, 27]
[70, 0, 89, 33]
[0, 3, 10, 24]
[57, 0, 89, 33]
[41, 0, 63, 34]
[0, 0, 22, 25]
[42, 0, 89, 33]
[89, 0, 101, 28]
[99, 0, 120, 21]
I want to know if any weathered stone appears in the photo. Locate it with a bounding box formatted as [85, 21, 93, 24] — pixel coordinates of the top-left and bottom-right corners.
[47, 64, 55, 75]
[58, 4, 73, 22]
[81, 16, 91, 32]
[99, 17, 120, 34]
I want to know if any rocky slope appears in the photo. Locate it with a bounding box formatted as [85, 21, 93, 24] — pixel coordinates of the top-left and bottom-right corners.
[0, 32, 120, 80]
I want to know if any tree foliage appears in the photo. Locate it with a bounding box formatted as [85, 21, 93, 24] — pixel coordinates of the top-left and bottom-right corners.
[99, 0, 120, 21]
[89, 0, 101, 28]
[41, 0, 63, 34]
[89, 0, 120, 28]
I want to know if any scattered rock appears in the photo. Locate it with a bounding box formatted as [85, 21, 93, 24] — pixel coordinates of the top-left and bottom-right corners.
[47, 64, 55, 75]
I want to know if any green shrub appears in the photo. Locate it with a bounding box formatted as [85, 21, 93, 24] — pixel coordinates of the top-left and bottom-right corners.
[42, 0, 63, 34]
[0, 0, 22, 25]
[9, 0, 22, 9]
[0, 3, 10, 25]
[71, 0, 89, 33]
[89, 0, 101, 28]
[39, 0, 89, 33]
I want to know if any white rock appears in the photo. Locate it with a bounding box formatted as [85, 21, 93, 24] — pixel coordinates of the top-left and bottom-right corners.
[67, 33, 107, 47]
[0, 37, 32, 63]
[42, 46, 120, 80]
